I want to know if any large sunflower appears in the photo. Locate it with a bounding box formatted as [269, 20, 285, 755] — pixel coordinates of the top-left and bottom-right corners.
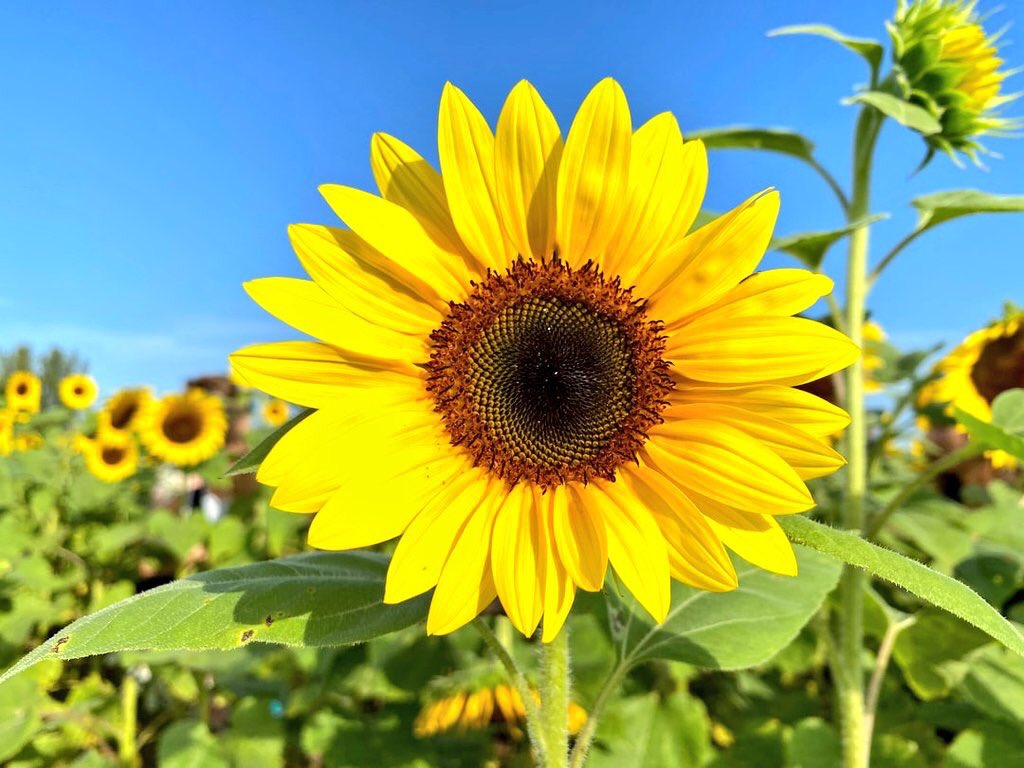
[59, 373, 98, 410]
[230, 79, 858, 640]
[98, 387, 152, 434]
[138, 389, 227, 466]
[5, 371, 42, 414]
[80, 431, 138, 483]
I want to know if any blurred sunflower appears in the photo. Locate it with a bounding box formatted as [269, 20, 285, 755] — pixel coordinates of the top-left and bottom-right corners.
[13, 433, 43, 452]
[0, 408, 13, 456]
[415, 683, 586, 739]
[138, 389, 227, 466]
[925, 311, 1024, 467]
[98, 388, 152, 434]
[863, 321, 888, 393]
[5, 371, 41, 414]
[231, 79, 857, 639]
[262, 398, 290, 427]
[59, 373, 98, 410]
[80, 431, 138, 483]
[890, 0, 1019, 160]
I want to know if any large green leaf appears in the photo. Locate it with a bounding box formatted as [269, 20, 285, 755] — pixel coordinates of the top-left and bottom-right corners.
[891, 609, 988, 700]
[0, 552, 428, 687]
[913, 189, 1024, 232]
[846, 90, 942, 135]
[955, 389, 1024, 461]
[588, 692, 711, 768]
[686, 126, 816, 161]
[946, 721, 1024, 768]
[226, 408, 313, 476]
[769, 24, 883, 82]
[779, 516, 1024, 656]
[605, 546, 840, 669]
[772, 214, 887, 269]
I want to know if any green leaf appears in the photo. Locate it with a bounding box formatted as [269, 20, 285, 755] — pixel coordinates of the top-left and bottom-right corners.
[157, 720, 230, 768]
[958, 644, 1024, 725]
[955, 398, 1024, 462]
[913, 189, 1024, 232]
[891, 609, 988, 700]
[588, 692, 711, 768]
[226, 408, 313, 476]
[769, 24, 883, 82]
[686, 126, 816, 161]
[779, 516, 1024, 656]
[845, 91, 942, 135]
[772, 214, 888, 269]
[0, 552, 428, 687]
[991, 389, 1024, 433]
[785, 717, 841, 768]
[607, 546, 840, 669]
[946, 721, 1024, 768]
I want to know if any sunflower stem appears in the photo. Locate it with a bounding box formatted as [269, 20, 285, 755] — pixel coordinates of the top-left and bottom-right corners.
[839, 103, 884, 768]
[539, 627, 571, 768]
[568, 659, 630, 768]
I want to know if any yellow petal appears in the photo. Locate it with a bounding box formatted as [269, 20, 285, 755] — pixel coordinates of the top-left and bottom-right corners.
[662, 139, 709, 247]
[640, 190, 779, 323]
[661, 403, 845, 480]
[539, 503, 576, 643]
[320, 184, 474, 300]
[554, 485, 608, 591]
[556, 78, 631, 267]
[670, 384, 850, 438]
[289, 223, 442, 329]
[438, 82, 512, 273]
[385, 467, 491, 603]
[666, 316, 860, 386]
[244, 277, 427, 361]
[427, 480, 504, 635]
[491, 483, 544, 636]
[687, 269, 834, 324]
[229, 342, 420, 409]
[686, 492, 798, 577]
[369, 132, 469, 260]
[589, 478, 670, 623]
[604, 112, 687, 277]
[645, 421, 813, 515]
[494, 80, 563, 261]
[619, 463, 737, 591]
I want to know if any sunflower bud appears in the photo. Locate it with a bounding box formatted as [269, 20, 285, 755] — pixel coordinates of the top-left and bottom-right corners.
[889, 0, 1018, 160]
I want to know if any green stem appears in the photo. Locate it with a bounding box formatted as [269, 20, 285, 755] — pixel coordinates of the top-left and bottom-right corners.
[866, 443, 983, 539]
[839, 103, 883, 768]
[868, 228, 924, 286]
[569, 661, 630, 768]
[539, 628, 571, 768]
[863, 616, 916, 752]
[473, 617, 546, 765]
[119, 672, 139, 768]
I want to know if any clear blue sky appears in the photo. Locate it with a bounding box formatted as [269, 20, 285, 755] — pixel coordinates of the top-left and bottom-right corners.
[2, 1, 1022, 396]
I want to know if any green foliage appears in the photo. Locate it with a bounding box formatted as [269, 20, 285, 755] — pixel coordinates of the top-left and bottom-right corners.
[769, 24, 884, 83]
[845, 90, 942, 134]
[226, 408, 314, 476]
[956, 389, 1024, 462]
[772, 214, 887, 270]
[912, 190, 1024, 231]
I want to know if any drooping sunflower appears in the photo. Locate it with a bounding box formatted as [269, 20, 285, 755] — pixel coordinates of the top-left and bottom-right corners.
[138, 389, 227, 466]
[59, 373, 98, 410]
[925, 311, 1024, 467]
[5, 371, 42, 414]
[415, 683, 586, 739]
[80, 431, 139, 483]
[98, 387, 152, 435]
[262, 398, 290, 427]
[890, 0, 1019, 160]
[230, 79, 858, 640]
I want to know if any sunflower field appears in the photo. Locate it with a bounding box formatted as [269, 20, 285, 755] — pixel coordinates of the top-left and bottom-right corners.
[3, 1, 1024, 767]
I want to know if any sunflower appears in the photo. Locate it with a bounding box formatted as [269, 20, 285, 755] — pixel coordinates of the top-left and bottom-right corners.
[98, 388, 152, 434]
[890, 0, 1019, 159]
[414, 683, 586, 739]
[230, 79, 857, 640]
[925, 311, 1024, 467]
[138, 389, 227, 466]
[80, 431, 138, 483]
[13, 433, 43, 452]
[863, 321, 887, 393]
[5, 371, 41, 414]
[58, 373, 98, 410]
[262, 398, 290, 427]
[0, 409, 13, 456]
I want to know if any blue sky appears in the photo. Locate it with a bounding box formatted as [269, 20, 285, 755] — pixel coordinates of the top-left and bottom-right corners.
[2, 1, 1022, 396]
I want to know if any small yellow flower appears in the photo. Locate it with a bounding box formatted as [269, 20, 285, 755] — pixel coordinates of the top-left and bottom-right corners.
[262, 398, 290, 427]
[232, 79, 857, 640]
[98, 388, 152, 434]
[414, 683, 586, 739]
[890, 0, 1019, 160]
[80, 431, 138, 483]
[59, 373, 98, 410]
[138, 389, 227, 466]
[5, 371, 41, 414]
[13, 433, 43, 452]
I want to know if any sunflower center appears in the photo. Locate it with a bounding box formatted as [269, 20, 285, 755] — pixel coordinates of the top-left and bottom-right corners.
[15, 383, 27, 396]
[74, 386, 84, 396]
[101, 446, 126, 465]
[970, 327, 1024, 404]
[427, 257, 672, 487]
[162, 410, 202, 443]
[111, 402, 138, 429]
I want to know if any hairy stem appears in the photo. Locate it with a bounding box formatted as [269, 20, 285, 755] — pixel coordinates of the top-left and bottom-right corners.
[539, 628, 571, 768]
[864, 617, 916, 751]
[569, 660, 630, 768]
